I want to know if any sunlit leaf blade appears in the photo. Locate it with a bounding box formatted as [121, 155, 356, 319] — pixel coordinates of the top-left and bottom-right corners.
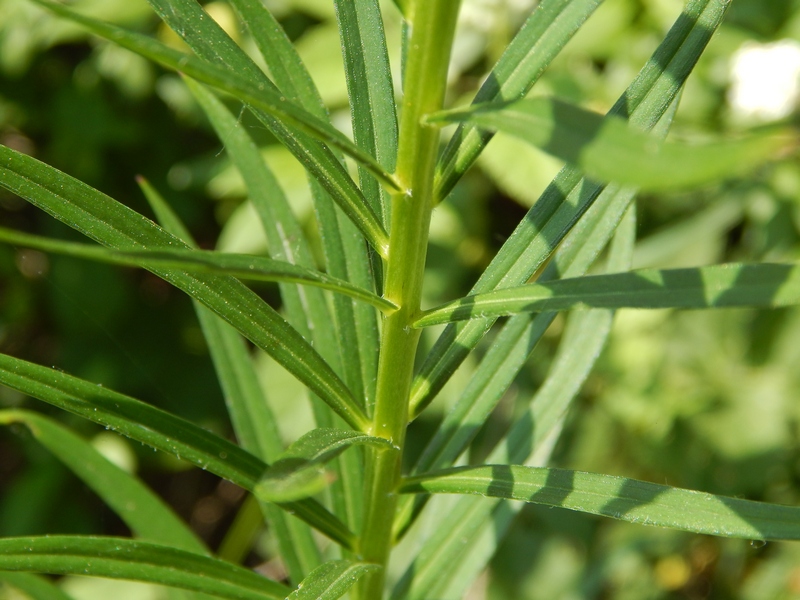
[0, 537, 291, 600]
[415, 262, 800, 326]
[429, 97, 793, 191]
[138, 177, 323, 582]
[410, 0, 730, 415]
[0, 144, 369, 433]
[29, 0, 394, 257]
[0, 226, 397, 313]
[256, 429, 394, 503]
[435, 0, 604, 201]
[0, 572, 77, 600]
[0, 410, 205, 554]
[334, 0, 398, 225]
[0, 352, 355, 550]
[401, 466, 800, 541]
[287, 560, 381, 600]
[391, 204, 639, 599]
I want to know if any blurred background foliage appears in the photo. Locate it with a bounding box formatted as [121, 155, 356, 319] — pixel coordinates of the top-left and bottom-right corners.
[2, 0, 800, 598]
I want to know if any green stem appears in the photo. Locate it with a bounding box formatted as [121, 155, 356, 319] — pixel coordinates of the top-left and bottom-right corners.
[356, 2, 461, 598]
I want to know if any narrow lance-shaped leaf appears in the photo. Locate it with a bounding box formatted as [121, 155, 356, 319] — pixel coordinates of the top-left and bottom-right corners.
[410, 0, 731, 415]
[0, 226, 397, 313]
[429, 97, 794, 191]
[287, 560, 381, 600]
[255, 429, 394, 503]
[0, 537, 291, 600]
[0, 143, 369, 433]
[400, 465, 800, 541]
[435, 0, 604, 200]
[415, 262, 800, 327]
[334, 0, 398, 225]
[0, 352, 355, 550]
[138, 177, 323, 582]
[0, 409, 206, 554]
[29, 0, 394, 257]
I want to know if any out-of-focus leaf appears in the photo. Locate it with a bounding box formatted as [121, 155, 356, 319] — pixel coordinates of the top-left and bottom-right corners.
[0, 572, 77, 600]
[400, 465, 800, 541]
[429, 97, 794, 191]
[0, 537, 291, 600]
[0, 409, 205, 554]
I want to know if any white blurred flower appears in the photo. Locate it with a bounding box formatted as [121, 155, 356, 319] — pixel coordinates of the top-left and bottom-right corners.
[728, 39, 800, 122]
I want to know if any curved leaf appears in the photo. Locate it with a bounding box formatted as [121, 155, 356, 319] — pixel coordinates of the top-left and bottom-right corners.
[0, 226, 397, 313]
[400, 465, 800, 541]
[429, 97, 794, 191]
[0, 537, 290, 600]
[415, 262, 800, 327]
[255, 429, 394, 503]
[287, 560, 380, 600]
[0, 409, 205, 554]
[0, 352, 355, 550]
[0, 143, 369, 433]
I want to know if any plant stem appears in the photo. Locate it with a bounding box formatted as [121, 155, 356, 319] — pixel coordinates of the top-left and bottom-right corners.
[356, 2, 461, 597]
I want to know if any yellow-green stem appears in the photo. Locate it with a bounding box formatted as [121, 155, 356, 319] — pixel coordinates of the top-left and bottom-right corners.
[356, 2, 461, 598]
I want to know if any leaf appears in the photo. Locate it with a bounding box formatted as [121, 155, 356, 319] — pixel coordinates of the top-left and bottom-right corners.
[334, 0, 398, 225]
[429, 97, 794, 191]
[287, 560, 380, 600]
[0, 352, 355, 550]
[30, 0, 394, 257]
[255, 429, 394, 503]
[0, 409, 205, 554]
[435, 0, 604, 201]
[410, 0, 732, 416]
[138, 177, 323, 582]
[0, 143, 369, 433]
[0, 226, 397, 313]
[415, 262, 800, 326]
[400, 465, 800, 541]
[0, 572, 77, 600]
[0, 537, 291, 600]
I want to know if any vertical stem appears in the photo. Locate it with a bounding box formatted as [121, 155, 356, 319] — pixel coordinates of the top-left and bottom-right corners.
[357, 1, 461, 597]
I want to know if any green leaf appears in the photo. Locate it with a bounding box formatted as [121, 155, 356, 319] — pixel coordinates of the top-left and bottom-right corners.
[334, 0, 398, 225]
[255, 429, 394, 503]
[287, 560, 380, 600]
[435, 0, 604, 201]
[0, 226, 397, 313]
[0, 143, 369, 433]
[0, 410, 205, 554]
[429, 97, 794, 191]
[415, 263, 800, 327]
[410, 0, 731, 416]
[0, 572, 77, 600]
[29, 0, 394, 257]
[0, 537, 291, 600]
[0, 352, 355, 550]
[400, 465, 800, 541]
[138, 177, 323, 583]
